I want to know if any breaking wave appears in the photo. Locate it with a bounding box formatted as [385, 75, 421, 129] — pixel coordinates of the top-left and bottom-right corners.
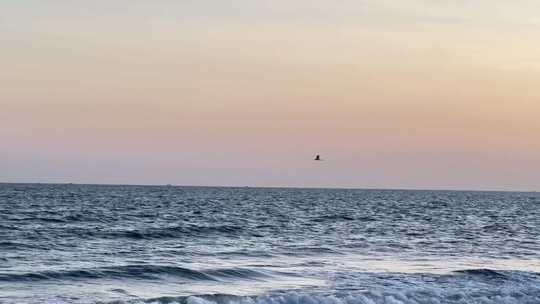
[141, 288, 540, 304]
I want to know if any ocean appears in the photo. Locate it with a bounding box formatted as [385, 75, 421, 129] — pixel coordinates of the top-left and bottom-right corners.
[1, 183, 539, 304]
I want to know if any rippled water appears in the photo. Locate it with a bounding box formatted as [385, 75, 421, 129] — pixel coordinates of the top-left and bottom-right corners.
[1, 184, 540, 303]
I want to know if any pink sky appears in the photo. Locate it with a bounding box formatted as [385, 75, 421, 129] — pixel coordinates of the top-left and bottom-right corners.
[1, 1, 539, 190]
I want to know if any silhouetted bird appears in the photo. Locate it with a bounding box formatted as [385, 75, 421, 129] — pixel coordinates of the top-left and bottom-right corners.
[315, 155, 322, 161]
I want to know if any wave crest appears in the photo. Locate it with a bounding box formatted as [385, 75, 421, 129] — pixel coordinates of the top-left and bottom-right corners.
[0, 265, 270, 282]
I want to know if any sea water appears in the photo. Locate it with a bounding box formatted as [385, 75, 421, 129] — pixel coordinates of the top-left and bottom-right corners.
[1, 184, 539, 303]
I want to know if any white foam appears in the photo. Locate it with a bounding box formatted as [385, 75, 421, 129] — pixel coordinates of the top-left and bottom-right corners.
[182, 289, 540, 304]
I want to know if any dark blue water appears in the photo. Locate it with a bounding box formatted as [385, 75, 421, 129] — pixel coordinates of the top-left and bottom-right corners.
[1, 184, 540, 304]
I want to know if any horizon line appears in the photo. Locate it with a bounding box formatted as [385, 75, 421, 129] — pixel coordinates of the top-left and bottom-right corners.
[0, 181, 537, 194]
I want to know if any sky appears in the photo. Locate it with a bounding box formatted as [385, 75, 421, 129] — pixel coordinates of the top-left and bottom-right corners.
[1, 1, 539, 190]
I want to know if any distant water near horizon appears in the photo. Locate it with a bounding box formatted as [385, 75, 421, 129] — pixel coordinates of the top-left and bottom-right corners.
[1, 184, 540, 304]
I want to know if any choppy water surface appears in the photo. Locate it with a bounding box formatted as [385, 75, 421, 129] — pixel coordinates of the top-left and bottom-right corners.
[1, 184, 540, 304]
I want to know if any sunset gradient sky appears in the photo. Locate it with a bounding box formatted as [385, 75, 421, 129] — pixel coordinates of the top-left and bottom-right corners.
[1, 1, 539, 190]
